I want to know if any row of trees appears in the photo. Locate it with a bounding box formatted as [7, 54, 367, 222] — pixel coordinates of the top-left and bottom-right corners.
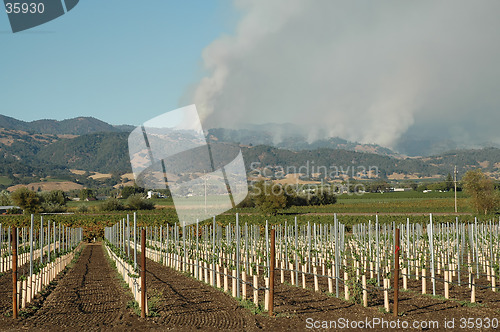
[3, 169, 499, 215]
[8, 187, 68, 213]
[361, 173, 460, 193]
[462, 169, 500, 215]
[1, 187, 156, 213]
[98, 194, 154, 211]
[238, 181, 337, 215]
[414, 173, 461, 192]
[238, 170, 500, 215]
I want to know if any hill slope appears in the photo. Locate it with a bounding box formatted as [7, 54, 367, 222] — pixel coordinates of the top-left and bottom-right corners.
[207, 128, 396, 156]
[1, 115, 500, 185]
[0, 115, 121, 135]
[37, 132, 131, 173]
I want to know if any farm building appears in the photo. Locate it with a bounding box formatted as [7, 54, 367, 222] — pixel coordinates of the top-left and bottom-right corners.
[0, 205, 21, 214]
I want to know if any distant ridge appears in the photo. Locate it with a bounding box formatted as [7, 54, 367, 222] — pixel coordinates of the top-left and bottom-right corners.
[207, 128, 397, 156]
[0, 114, 125, 135]
[1, 114, 500, 183]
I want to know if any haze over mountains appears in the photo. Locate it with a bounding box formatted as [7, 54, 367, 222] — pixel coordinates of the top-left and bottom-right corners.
[1, 114, 497, 157]
[1, 114, 500, 189]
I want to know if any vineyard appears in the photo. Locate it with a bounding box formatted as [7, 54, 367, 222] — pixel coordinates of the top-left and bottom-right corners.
[104, 214, 500, 308]
[1, 213, 499, 330]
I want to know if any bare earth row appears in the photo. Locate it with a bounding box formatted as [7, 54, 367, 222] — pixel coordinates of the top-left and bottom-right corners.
[0, 243, 499, 331]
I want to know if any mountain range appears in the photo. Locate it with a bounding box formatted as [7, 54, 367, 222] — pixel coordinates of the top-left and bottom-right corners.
[1, 114, 500, 189]
[0, 114, 131, 135]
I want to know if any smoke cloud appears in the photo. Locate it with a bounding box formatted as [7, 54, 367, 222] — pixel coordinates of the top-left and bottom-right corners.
[191, 0, 500, 149]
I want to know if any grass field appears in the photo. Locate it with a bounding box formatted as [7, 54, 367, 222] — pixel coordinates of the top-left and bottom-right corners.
[336, 190, 467, 200]
[55, 190, 487, 231]
[222, 190, 473, 215]
[43, 178, 72, 182]
[287, 190, 473, 214]
[65, 190, 474, 215]
[67, 198, 175, 209]
[67, 200, 105, 208]
[0, 176, 12, 186]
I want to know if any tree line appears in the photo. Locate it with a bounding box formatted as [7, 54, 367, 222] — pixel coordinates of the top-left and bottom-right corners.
[237, 180, 338, 215]
[1, 187, 155, 214]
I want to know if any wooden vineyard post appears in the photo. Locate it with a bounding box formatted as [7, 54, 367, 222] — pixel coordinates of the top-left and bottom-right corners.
[383, 278, 390, 313]
[232, 270, 237, 297]
[328, 268, 333, 293]
[12, 227, 18, 319]
[242, 271, 247, 300]
[344, 272, 349, 300]
[302, 265, 306, 289]
[253, 274, 258, 306]
[444, 271, 449, 299]
[471, 275, 476, 303]
[141, 228, 146, 318]
[422, 268, 426, 294]
[216, 265, 221, 289]
[269, 228, 275, 317]
[134, 213, 137, 270]
[394, 228, 400, 318]
[280, 261, 284, 284]
[224, 267, 228, 292]
[492, 267, 496, 292]
[362, 274, 367, 307]
[403, 267, 407, 290]
[313, 266, 319, 292]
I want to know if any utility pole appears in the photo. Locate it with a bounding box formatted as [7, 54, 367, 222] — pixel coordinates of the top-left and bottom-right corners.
[204, 172, 207, 214]
[454, 165, 458, 213]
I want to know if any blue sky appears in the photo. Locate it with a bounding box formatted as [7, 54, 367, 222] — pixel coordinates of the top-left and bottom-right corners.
[1, 1, 499, 152]
[0, 0, 236, 125]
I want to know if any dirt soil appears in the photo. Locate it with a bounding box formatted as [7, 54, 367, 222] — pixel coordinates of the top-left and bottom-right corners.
[0, 244, 499, 331]
[137, 254, 387, 331]
[0, 244, 150, 331]
[288, 268, 500, 330]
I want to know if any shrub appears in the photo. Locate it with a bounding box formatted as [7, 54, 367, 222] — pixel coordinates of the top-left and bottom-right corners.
[126, 194, 155, 210]
[252, 181, 287, 215]
[99, 197, 124, 211]
[79, 188, 95, 201]
[0, 190, 12, 206]
[40, 190, 67, 206]
[77, 205, 89, 213]
[236, 194, 255, 208]
[11, 187, 41, 213]
[462, 169, 500, 214]
[41, 202, 67, 213]
[121, 186, 144, 199]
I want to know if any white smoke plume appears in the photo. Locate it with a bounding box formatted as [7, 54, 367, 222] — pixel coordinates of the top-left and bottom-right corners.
[192, 0, 500, 149]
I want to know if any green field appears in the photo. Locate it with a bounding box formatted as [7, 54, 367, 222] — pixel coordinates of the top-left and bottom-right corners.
[285, 190, 472, 214]
[66, 190, 473, 215]
[67, 198, 174, 209]
[2, 190, 487, 238]
[335, 190, 467, 200]
[67, 200, 106, 208]
[0, 176, 12, 186]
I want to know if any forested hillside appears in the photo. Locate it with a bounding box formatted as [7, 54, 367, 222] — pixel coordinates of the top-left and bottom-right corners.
[37, 132, 131, 173]
[0, 114, 127, 135]
[2, 115, 500, 189]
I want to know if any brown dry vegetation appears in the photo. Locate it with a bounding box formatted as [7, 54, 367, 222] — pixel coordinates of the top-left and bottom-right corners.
[7, 181, 84, 192]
